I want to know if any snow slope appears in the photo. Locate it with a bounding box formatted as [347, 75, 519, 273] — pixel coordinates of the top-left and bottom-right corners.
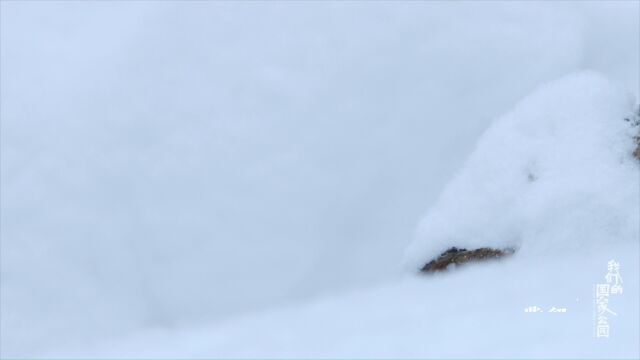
[2, 1, 639, 357]
[44, 73, 640, 358]
[51, 245, 640, 359]
[406, 72, 639, 268]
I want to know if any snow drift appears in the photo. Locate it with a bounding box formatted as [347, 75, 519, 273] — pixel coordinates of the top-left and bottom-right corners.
[46, 72, 640, 359]
[2, 1, 639, 357]
[406, 71, 639, 269]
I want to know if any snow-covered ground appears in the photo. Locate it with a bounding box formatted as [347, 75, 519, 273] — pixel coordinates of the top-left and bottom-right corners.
[1, 1, 639, 358]
[50, 244, 640, 358]
[43, 70, 640, 360]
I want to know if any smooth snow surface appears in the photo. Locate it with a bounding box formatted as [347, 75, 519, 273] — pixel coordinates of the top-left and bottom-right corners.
[36, 72, 640, 360]
[52, 244, 640, 358]
[1, 1, 639, 358]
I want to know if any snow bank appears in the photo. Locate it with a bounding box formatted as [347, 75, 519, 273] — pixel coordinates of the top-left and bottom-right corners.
[37, 71, 640, 360]
[48, 242, 640, 358]
[2, 0, 639, 357]
[406, 72, 639, 269]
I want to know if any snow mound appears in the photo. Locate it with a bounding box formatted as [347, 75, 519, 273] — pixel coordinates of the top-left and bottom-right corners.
[406, 71, 639, 270]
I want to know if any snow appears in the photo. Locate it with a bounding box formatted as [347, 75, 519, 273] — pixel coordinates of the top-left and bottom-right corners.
[50, 244, 640, 358]
[1, 0, 639, 358]
[406, 72, 640, 269]
[29, 71, 640, 359]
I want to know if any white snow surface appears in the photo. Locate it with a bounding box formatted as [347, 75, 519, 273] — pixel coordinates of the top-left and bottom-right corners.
[406, 72, 640, 269]
[53, 244, 640, 358]
[2, 1, 639, 358]
[42, 72, 640, 359]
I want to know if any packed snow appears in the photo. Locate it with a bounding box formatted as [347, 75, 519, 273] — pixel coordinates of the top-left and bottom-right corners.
[1, 1, 639, 358]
